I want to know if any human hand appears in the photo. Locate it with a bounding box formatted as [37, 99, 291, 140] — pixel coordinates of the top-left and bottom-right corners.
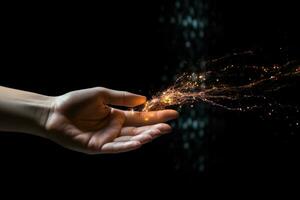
[44, 87, 178, 154]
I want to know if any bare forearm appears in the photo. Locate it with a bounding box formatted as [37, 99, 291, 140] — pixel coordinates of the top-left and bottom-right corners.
[0, 86, 53, 136]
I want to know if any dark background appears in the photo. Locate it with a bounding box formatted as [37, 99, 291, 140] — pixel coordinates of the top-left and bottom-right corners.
[1, 0, 299, 191]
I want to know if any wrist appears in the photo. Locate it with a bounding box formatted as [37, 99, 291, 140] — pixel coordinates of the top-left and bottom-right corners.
[29, 94, 56, 137]
[0, 86, 55, 136]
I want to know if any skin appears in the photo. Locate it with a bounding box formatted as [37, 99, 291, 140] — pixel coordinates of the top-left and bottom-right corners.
[0, 86, 178, 154]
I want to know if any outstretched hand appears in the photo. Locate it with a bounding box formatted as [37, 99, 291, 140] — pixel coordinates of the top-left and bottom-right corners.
[45, 87, 178, 154]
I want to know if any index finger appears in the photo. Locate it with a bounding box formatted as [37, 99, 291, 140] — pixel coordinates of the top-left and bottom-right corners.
[99, 87, 146, 107]
[121, 109, 179, 126]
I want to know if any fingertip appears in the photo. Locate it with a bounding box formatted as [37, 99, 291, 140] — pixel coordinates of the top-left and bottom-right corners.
[136, 95, 147, 105]
[128, 93, 147, 107]
[162, 109, 179, 121]
[100, 88, 147, 107]
[154, 123, 172, 134]
[171, 109, 179, 118]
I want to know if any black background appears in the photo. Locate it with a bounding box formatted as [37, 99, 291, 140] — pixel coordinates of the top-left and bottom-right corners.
[1, 0, 300, 192]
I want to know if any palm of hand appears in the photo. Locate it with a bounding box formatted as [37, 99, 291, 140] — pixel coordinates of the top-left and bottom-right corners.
[45, 88, 178, 154]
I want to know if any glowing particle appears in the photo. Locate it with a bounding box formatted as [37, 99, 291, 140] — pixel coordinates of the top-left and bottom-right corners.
[161, 95, 173, 104]
[138, 61, 299, 126]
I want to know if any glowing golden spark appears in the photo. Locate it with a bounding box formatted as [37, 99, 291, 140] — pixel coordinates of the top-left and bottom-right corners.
[141, 63, 300, 113]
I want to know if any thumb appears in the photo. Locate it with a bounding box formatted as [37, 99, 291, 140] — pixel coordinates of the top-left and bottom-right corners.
[99, 87, 146, 107]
